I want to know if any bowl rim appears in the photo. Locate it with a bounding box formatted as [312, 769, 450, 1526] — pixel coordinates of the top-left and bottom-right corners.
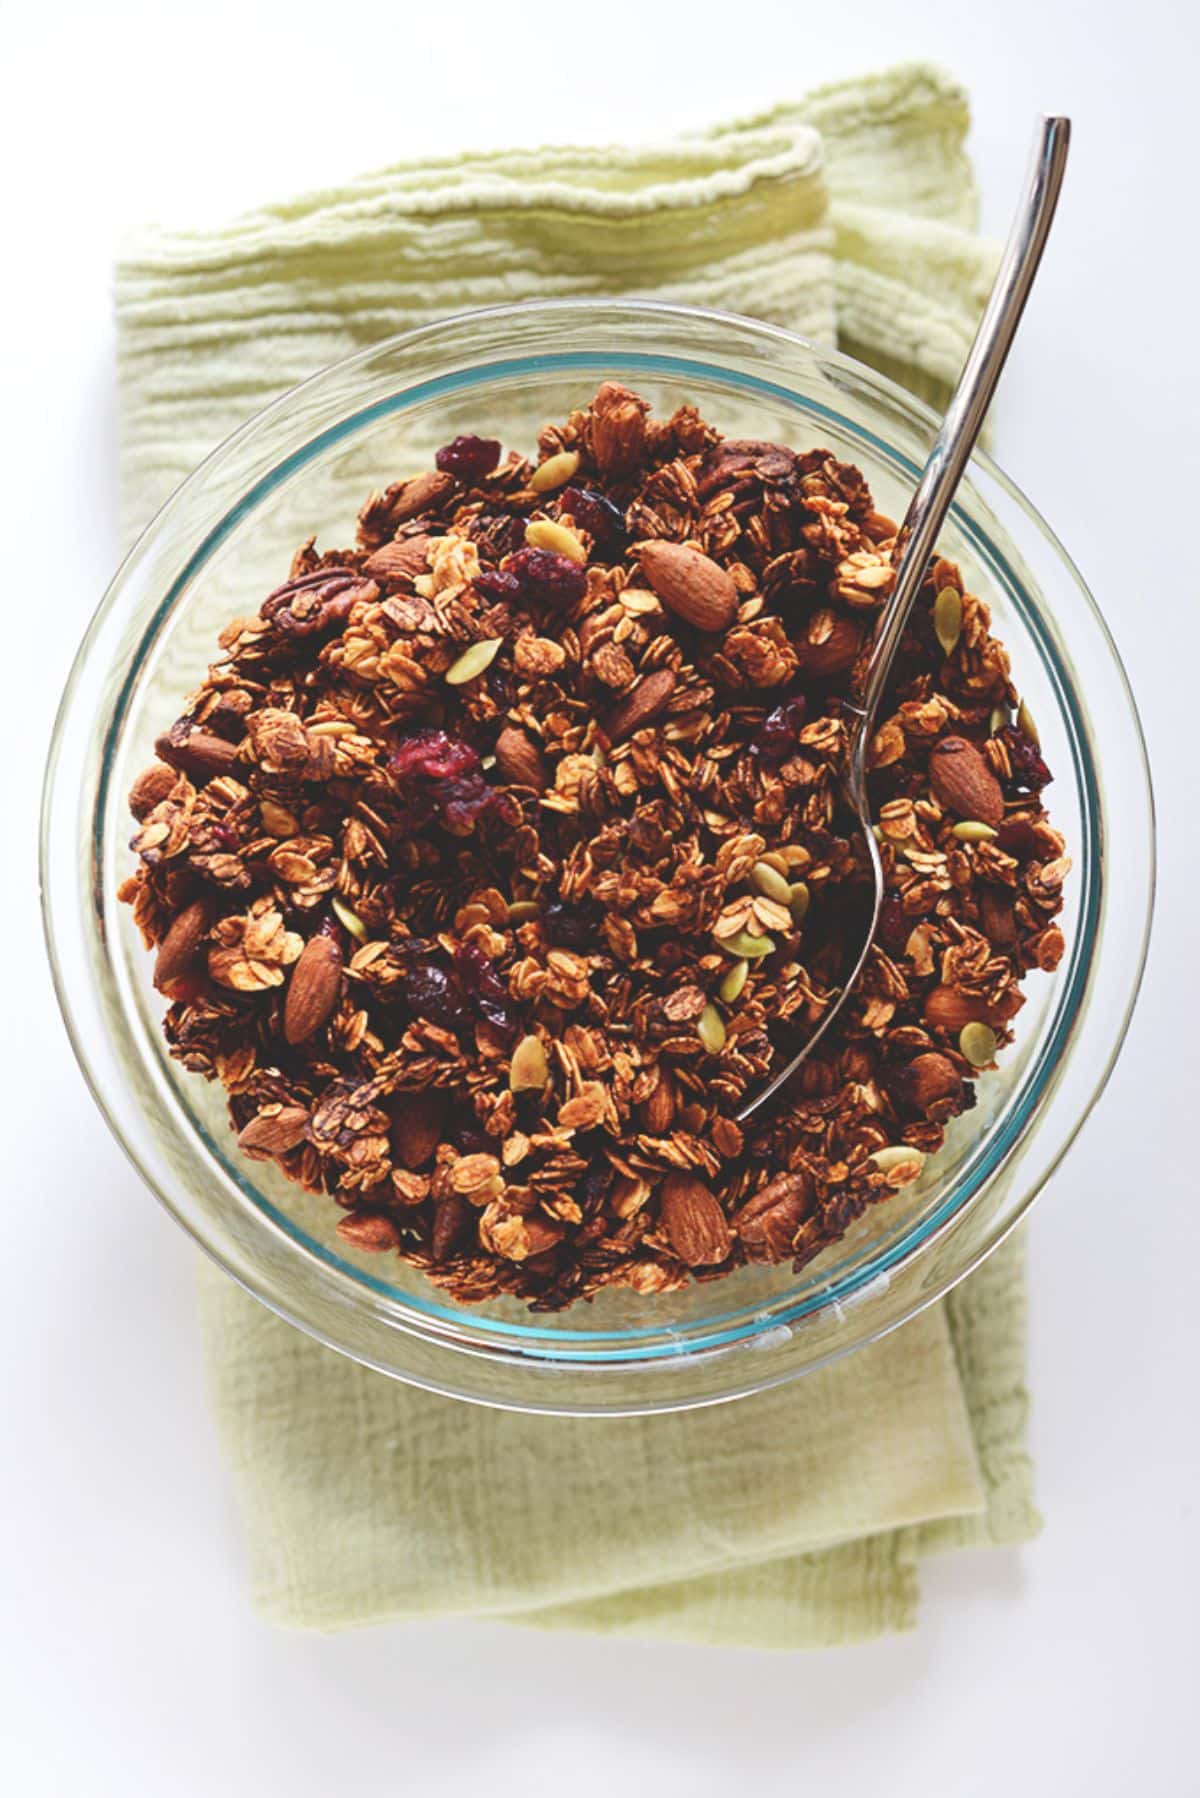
[41, 295, 1157, 1410]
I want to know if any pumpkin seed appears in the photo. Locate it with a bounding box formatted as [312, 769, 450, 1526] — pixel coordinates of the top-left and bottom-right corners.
[959, 1021, 998, 1067]
[697, 1002, 727, 1053]
[989, 705, 1009, 735]
[718, 958, 749, 1004]
[331, 896, 367, 942]
[751, 859, 793, 906]
[509, 1033, 549, 1093]
[524, 519, 586, 563]
[934, 586, 963, 656]
[1017, 697, 1040, 746]
[528, 449, 580, 494]
[506, 900, 541, 924]
[445, 636, 503, 686]
[789, 880, 811, 924]
[718, 929, 775, 960]
[952, 819, 998, 843]
[868, 1145, 926, 1183]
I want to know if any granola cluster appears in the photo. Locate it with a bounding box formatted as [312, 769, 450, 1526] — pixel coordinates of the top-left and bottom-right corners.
[120, 384, 1068, 1309]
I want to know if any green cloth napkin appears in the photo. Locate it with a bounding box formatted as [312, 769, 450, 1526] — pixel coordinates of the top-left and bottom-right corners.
[115, 61, 1037, 1649]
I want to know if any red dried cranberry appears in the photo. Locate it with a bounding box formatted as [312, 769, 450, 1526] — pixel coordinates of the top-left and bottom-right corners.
[999, 725, 1052, 792]
[541, 902, 593, 949]
[754, 696, 808, 762]
[399, 962, 470, 1032]
[876, 893, 910, 955]
[454, 942, 517, 1039]
[435, 435, 502, 482]
[579, 1157, 614, 1215]
[450, 1118, 494, 1155]
[473, 568, 524, 602]
[561, 485, 627, 550]
[390, 728, 481, 784]
[387, 729, 514, 837]
[505, 547, 588, 610]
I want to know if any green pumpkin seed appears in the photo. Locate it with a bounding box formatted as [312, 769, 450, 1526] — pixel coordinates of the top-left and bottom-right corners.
[718, 929, 775, 960]
[506, 900, 541, 924]
[331, 896, 367, 942]
[718, 958, 749, 1004]
[528, 449, 580, 494]
[509, 1033, 550, 1094]
[868, 1145, 926, 1183]
[952, 820, 999, 844]
[959, 1021, 998, 1067]
[989, 705, 1009, 735]
[445, 636, 503, 686]
[1017, 697, 1040, 746]
[788, 880, 811, 924]
[751, 860, 792, 906]
[697, 1002, 727, 1054]
[934, 586, 963, 657]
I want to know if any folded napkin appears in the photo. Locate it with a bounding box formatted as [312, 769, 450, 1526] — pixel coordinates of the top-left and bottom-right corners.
[115, 61, 1037, 1649]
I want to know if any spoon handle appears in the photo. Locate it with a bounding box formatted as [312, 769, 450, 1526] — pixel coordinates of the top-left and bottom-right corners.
[849, 115, 1070, 737]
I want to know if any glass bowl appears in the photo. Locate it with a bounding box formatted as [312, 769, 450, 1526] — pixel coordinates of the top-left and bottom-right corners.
[41, 299, 1154, 1415]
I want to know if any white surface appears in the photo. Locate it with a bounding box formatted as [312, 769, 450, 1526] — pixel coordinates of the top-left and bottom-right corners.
[3, 3, 1197, 1793]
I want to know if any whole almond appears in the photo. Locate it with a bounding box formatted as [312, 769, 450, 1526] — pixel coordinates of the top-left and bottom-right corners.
[388, 1089, 447, 1169]
[659, 1171, 732, 1268]
[154, 729, 241, 784]
[590, 382, 647, 477]
[795, 610, 863, 677]
[638, 1067, 677, 1133]
[923, 984, 996, 1032]
[978, 882, 1019, 948]
[606, 667, 677, 743]
[431, 1193, 475, 1261]
[363, 536, 432, 582]
[391, 470, 454, 522]
[638, 542, 738, 633]
[900, 1052, 964, 1120]
[237, 1105, 310, 1160]
[336, 1211, 402, 1253]
[733, 1169, 814, 1264]
[928, 735, 1005, 828]
[128, 763, 177, 820]
[283, 934, 343, 1044]
[153, 900, 211, 992]
[494, 725, 548, 790]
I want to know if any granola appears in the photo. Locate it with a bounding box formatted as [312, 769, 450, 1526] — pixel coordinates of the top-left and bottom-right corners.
[119, 385, 1068, 1309]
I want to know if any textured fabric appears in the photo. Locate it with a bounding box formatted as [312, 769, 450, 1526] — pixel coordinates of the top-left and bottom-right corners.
[116, 59, 1038, 1649]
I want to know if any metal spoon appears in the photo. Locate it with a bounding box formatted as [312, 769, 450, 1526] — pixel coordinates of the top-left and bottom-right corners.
[737, 114, 1070, 1126]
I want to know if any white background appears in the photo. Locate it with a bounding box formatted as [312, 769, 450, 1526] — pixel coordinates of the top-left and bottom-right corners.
[4, 2, 1197, 1793]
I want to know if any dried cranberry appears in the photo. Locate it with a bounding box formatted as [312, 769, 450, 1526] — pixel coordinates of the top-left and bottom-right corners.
[999, 725, 1052, 792]
[876, 893, 910, 955]
[434, 435, 501, 483]
[754, 696, 808, 762]
[542, 901, 593, 949]
[561, 485, 627, 550]
[579, 1157, 613, 1215]
[505, 547, 588, 610]
[450, 1118, 494, 1156]
[473, 568, 523, 602]
[388, 729, 514, 837]
[390, 728, 481, 784]
[399, 962, 469, 1032]
[454, 942, 517, 1040]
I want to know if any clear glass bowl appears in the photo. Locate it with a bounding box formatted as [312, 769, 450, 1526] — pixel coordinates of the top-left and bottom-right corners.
[41, 300, 1154, 1414]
